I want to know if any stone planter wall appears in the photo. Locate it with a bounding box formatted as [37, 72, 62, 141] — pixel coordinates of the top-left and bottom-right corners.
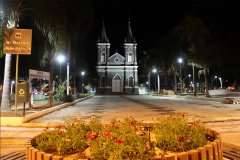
[26, 123, 223, 160]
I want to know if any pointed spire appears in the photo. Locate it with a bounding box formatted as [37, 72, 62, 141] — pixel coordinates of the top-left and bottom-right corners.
[125, 15, 134, 43]
[99, 20, 108, 43]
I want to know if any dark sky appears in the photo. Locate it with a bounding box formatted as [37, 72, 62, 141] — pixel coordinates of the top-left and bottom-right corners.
[1, 0, 240, 85]
[85, 0, 240, 72]
[90, 0, 240, 52]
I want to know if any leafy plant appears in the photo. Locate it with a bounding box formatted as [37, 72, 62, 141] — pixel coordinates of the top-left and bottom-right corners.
[63, 94, 73, 102]
[53, 78, 67, 101]
[35, 117, 89, 155]
[87, 116, 150, 160]
[152, 113, 207, 152]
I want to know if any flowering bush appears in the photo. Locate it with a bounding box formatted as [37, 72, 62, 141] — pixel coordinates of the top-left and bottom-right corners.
[34, 114, 209, 159]
[35, 117, 89, 155]
[87, 116, 150, 159]
[152, 113, 207, 152]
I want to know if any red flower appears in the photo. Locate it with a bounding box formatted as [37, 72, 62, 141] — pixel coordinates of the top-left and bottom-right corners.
[178, 136, 184, 142]
[116, 138, 123, 145]
[43, 126, 49, 131]
[182, 114, 185, 118]
[56, 125, 62, 129]
[87, 133, 99, 140]
[139, 130, 146, 136]
[57, 132, 62, 135]
[114, 125, 119, 129]
[71, 123, 75, 126]
[103, 132, 112, 137]
[133, 126, 138, 131]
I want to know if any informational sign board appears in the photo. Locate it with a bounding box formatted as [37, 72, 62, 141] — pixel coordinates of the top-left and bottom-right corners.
[17, 82, 29, 103]
[3, 29, 32, 55]
[29, 69, 50, 80]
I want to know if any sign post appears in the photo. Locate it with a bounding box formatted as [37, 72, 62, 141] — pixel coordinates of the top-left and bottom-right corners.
[3, 29, 32, 115]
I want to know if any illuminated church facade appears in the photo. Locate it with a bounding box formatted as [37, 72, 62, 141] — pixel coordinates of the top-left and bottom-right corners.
[95, 20, 139, 95]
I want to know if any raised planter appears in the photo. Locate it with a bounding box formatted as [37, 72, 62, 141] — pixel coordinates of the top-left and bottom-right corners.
[26, 123, 223, 160]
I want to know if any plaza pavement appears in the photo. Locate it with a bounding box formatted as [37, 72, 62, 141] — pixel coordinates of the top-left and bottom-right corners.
[1, 94, 240, 158]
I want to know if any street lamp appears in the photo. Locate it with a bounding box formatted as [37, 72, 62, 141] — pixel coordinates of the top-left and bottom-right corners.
[178, 58, 183, 94]
[11, 81, 14, 94]
[188, 74, 191, 92]
[57, 55, 65, 82]
[215, 76, 218, 89]
[81, 71, 85, 94]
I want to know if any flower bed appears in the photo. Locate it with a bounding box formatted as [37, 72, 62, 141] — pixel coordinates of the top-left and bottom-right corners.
[26, 114, 223, 160]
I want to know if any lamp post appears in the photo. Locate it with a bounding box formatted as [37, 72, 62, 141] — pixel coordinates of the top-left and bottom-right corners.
[81, 72, 85, 94]
[11, 81, 14, 94]
[219, 77, 222, 89]
[178, 58, 183, 94]
[188, 74, 191, 92]
[57, 55, 65, 82]
[215, 76, 218, 89]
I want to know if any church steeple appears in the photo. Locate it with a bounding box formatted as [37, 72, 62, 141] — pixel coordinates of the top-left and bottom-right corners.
[125, 16, 134, 43]
[99, 21, 108, 43]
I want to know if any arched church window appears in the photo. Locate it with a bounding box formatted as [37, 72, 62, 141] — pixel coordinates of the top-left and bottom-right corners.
[101, 52, 106, 62]
[128, 53, 133, 63]
[129, 76, 134, 87]
[101, 76, 106, 87]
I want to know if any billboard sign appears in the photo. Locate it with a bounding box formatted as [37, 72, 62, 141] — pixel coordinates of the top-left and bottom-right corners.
[3, 29, 32, 55]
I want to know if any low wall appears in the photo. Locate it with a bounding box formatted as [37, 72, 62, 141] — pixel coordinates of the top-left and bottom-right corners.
[209, 89, 240, 96]
[10, 93, 45, 100]
[33, 94, 45, 100]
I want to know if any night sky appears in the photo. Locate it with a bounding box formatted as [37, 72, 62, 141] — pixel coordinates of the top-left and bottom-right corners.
[1, 0, 240, 86]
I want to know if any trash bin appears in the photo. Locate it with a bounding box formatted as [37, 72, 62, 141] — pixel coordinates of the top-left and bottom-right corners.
[17, 82, 29, 103]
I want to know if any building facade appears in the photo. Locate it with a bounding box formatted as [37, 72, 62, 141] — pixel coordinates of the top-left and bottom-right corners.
[95, 20, 139, 95]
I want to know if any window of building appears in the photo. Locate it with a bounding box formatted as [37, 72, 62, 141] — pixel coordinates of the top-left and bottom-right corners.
[128, 53, 133, 63]
[101, 76, 106, 87]
[101, 52, 105, 62]
[129, 76, 134, 87]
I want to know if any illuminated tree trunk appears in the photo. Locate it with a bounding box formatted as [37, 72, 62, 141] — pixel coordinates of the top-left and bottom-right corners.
[174, 63, 177, 94]
[1, 54, 12, 111]
[193, 63, 196, 96]
[205, 64, 209, 97]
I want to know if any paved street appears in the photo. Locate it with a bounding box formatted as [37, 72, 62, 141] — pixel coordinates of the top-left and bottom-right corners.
[29, 95, 240, 123]
[1, 95, 240, 157]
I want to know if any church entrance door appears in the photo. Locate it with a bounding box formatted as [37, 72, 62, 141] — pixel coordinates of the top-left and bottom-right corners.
[112, 75, 122, 92]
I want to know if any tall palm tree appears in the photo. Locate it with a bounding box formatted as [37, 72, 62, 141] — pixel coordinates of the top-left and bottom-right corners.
[59, 0, 93, 95]
[0, 0, 23, 111]
[173, 15, 210, 96]
[0, 0, 68, 111]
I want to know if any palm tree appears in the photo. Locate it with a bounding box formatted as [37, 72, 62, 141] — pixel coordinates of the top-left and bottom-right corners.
[0, 0, 68, 111]
[173, 15, 210, 96]
[58, 0, 94, 95]
[0, 0, 23, 111]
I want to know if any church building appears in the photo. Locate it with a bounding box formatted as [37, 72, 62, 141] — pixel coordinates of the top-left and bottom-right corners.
[95, 19, 139, 95]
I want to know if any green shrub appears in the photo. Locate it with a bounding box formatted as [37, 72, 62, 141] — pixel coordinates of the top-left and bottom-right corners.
[152, 113, 207, 152]
[63, 95, 73, 102]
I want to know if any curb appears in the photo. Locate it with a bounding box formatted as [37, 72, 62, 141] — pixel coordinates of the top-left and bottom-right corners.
[0, 95, 93, 127]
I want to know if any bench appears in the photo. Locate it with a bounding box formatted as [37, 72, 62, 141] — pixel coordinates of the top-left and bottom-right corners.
[223, 92, 240, 104]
